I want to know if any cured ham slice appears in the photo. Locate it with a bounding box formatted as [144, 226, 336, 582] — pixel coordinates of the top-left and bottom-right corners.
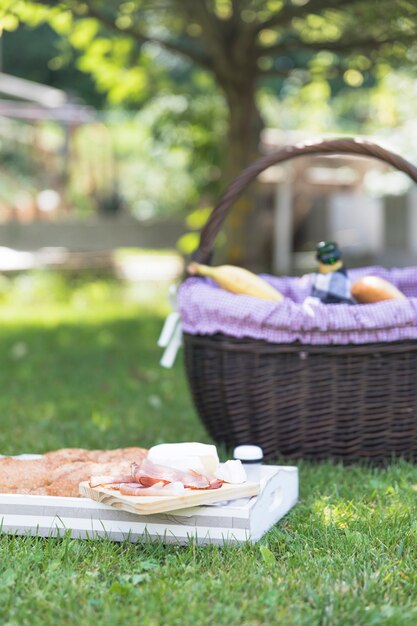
[188, 469, 223, 490]
[119, 481, 185, 496]
[131, 458, 222, 490]
[86, 454, 224, 497]
[89, 475, 133, 488]
[119, 481, 164, 496]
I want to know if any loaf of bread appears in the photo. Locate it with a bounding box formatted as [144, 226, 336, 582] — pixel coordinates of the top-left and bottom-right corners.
[351, 276, 407, 304]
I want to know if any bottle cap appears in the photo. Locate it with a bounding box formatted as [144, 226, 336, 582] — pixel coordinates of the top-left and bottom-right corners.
[233, 445, 264, 464]
[316, 241, 341, 265]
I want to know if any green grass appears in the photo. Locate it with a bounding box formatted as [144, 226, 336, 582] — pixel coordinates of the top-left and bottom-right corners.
[0, 281, 417, 625]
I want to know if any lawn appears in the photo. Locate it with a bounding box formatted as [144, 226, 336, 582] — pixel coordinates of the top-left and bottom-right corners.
[0, 275, 416, 626]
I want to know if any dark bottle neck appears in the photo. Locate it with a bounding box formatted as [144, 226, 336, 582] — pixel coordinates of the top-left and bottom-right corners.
[318, 260, 344, 274]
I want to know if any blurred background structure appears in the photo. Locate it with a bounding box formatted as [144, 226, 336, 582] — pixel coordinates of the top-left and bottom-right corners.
[0, 0, 416, 280]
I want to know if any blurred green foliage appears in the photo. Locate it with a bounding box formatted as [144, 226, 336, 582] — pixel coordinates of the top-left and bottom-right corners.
[2, 23, 105, 108]
[3, 1, 416, 145]
[0, 271, 122, 308]
[108, 88, 226, 219]
[0, 268, 176, 312]
[0, 12, 228, 220]
[0, 1, 417, 225]
[0, 95, 226, 220]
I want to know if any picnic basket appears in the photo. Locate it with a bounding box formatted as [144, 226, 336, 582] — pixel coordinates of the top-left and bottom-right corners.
[181, 138, 417, 463]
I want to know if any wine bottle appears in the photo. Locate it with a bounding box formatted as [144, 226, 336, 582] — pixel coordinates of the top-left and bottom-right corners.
[311, 241, 354, 304]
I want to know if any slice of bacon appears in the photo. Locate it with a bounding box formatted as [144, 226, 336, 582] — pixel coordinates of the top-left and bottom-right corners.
[131, 458, 222, 490]
[136, 475, 170, 488]
[89, 474, 133, 488]
[188, 469, 223, 490]
[120, 481, 187, 497]
[120, 481, 168, 496]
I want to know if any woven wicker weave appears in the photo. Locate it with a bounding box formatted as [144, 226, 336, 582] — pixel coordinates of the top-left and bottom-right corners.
[183, 138, 417, 462]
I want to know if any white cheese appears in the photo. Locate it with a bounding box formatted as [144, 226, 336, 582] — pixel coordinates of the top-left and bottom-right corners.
[215, 460, 247, 484]
[147, 442, 220, 475]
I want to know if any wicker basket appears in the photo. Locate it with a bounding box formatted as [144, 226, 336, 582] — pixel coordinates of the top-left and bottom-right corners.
[182, 138, 417, 463]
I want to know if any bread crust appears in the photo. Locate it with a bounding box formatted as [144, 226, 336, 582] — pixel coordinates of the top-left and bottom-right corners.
[0, 447, 147, 497]
[351, 276, 406, 303]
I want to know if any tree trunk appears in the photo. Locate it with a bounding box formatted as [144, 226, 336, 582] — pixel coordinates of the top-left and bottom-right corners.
[218, 82, 268, 271]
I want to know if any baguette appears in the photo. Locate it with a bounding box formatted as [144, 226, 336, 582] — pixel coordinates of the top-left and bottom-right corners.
[187, 262, 284, 302]
[351, 276, 406, 304]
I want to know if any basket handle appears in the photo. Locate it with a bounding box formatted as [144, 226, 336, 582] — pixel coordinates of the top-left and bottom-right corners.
[192, 138, 417, 264]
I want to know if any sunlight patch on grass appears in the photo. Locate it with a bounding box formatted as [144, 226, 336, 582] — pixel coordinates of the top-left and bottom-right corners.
[313, 497, 360, 529]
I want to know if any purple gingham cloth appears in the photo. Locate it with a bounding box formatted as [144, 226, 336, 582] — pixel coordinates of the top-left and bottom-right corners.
[178, 266, 417, 345]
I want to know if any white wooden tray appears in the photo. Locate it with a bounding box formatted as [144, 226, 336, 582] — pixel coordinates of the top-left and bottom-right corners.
[0, 459, 298, 545]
